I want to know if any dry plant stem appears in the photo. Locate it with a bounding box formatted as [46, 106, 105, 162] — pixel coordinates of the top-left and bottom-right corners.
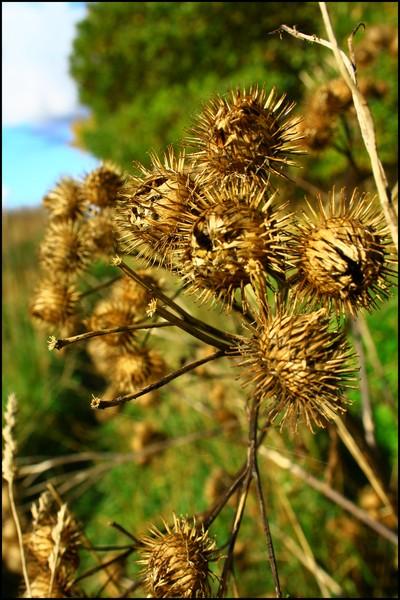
[116, 258, 239, 344]
[260, 447, 398, 546]
[278, 490, 332, 597]
[73, 548, 135, 584]
[334, 415, 395, 514]
[253, 449, 282, 598]
[92, 348, 229, 409]
[50, 321, 173, 350]
[350, 318, 376, 448]
[80, 274, 122, 298]
[278, 15, 398, 251]
[6, 484, 32, 597]
[356, 315, 397, 413]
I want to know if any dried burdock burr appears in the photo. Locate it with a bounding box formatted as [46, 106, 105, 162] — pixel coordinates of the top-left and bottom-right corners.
[237, 302, 357, 431]
[187, 86, 303, 181]
[138, 514, 217, 598]
[110, 271, 160, 313]
[116, 148, 198, 265]
[177, 176, 292, 308]
[30, 278, 80, 335]
[39, 219, 93, 279]
[86, 297, 141, 348]
[114, 347, 166, 393]
[43, 177, 88, 222]
[85, 206, 118, 257]
[290, 189, 396, 315]
[82, 161, 126, 208]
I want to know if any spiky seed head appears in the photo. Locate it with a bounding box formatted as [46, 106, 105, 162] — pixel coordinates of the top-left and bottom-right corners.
[177, 177, 292, 308]
[87, 337, 124, 377]
[114, 348, 166, 393]
[86, 298, 140, 348]
[291, 189, 396, 315]
[43, 177, 88, 222]
[86, 207, 118, 257]
[30, 278, 80, 334]
[83, 161, 125, 208]
[110, 271, 159, 312]
[39, 219, 93, 278]
[296, 111, 334, 151]
[138, 514, 216, 598]
[116, 148, 196, 266]
[237, 303, 357, 431]
[187, 86, 303, 181]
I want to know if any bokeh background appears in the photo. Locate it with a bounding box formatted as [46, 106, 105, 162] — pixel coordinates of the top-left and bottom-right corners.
[2, 2, 398, 598]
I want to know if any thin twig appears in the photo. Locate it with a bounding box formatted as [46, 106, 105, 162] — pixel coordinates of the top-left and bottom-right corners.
[80, 274, 122, 298]
[49, 321, 173, 351]
[91, 348, 230, 409]
[260, 447, 398, 546]
[277, 17, 398, 250]
[350, 318, 376, 448]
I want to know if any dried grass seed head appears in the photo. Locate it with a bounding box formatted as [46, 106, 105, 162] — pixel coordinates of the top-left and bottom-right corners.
[291, 189, 396, 315]
[116, 148, 196, 266]
[187, 86, 303, 181]
[83, 161, 125, 208]
[39, 219, 93, 278]
[43, 177, 88, 222]
[138, 514, 216, 598]
[30, 278, 80, 334]
[178, 176, 292, 308]
[238, 303, 357, 431]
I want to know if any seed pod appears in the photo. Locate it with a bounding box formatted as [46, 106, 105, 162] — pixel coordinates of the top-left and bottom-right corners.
[83, 161, 125, 208]
[290, 189, 396, 315]
[39, 219, 93, 278]
[187, 86, 303, 181]
[86, 206, 118, 257]
[114, 347, 166, 393]
[116, 148, 198, 265]
[138, 515, 216, 598]
[43, 177, 88, 222]
[30, 278, 80, 334]
[237, 303, 357, 431]
[86, 298, 140, 348]
[22, 572, 67, 598]
[110, 271, 160, 312]
[177, 176, 292, 308]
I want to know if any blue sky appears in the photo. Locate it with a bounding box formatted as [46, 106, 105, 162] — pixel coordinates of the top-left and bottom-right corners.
[2, 2, 99, 210]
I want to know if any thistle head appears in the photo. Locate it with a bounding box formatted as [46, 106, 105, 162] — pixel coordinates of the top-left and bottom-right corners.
[43, 177, 88, 222]
[237, 302, 357, 431]
[39, 219, 93, 278]
[138, 514, 217, 598]
[290, 189, 396, 315]
[30, 278, 80, 335]
[83, 161, 126, 208]
[177, 176, 292, 308]
[187, 86, 303, 181]
[114, 347, 166, 393]
[116, 148, 196, 266]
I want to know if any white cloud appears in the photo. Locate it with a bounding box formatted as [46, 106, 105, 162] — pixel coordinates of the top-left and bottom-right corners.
[2, 2, 87, 126]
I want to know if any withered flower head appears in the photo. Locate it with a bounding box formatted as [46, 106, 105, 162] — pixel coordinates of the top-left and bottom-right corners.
[187, 86, 303, 181]
[86, 298, 140, 348]
[86, 206, 118, 257]
[291, 189, 396, 315]
[178, 176, 292, 308]
[138, 514, 216, 598]
[116, 148, 196, 265]
[83, 161, 125, 208]
[114, 347, 166, 393]
[43, 177, 88, 222]
[110, 271, 159, 312]
[237, 303, 356, 430]
[30, 278, 80, 334]
[39, 219, 93, 278]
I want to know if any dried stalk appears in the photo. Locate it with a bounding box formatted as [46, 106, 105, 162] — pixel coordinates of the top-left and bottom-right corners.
[277, 11, 398, 250]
